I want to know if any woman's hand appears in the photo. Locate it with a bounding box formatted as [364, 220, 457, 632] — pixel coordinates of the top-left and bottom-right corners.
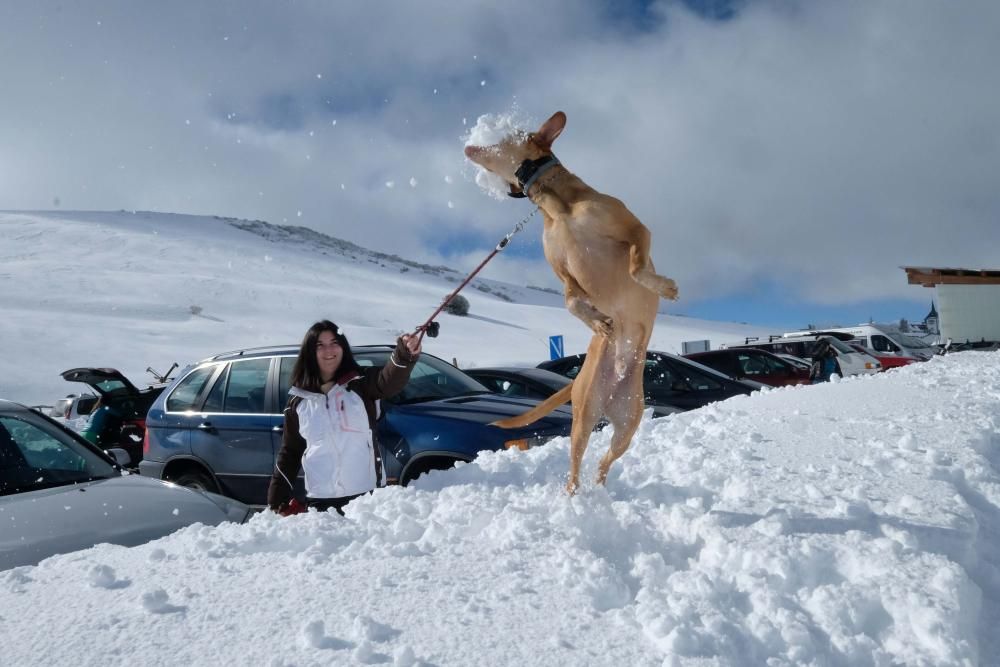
[400, 333, 422, 358]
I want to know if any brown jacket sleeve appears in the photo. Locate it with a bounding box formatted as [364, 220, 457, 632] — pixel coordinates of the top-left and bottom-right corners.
[359, 337, 418, 401]
[267, 398, 306, 511]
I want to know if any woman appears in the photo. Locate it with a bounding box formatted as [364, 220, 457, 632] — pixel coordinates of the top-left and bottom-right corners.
[267, 320, 420, 515]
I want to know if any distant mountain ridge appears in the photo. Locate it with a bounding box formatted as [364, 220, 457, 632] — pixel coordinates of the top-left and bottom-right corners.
[218, 215, 562, 303]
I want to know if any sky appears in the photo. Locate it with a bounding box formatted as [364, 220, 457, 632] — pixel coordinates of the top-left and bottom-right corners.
[2, 1, 999, 328]
[2, 214, 999, 664]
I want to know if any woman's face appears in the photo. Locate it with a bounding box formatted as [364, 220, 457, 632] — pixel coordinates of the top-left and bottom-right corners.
[315, 330, 343, 382]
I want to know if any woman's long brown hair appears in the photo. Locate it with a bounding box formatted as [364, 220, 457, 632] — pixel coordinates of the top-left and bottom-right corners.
[289, 320, 361, 393]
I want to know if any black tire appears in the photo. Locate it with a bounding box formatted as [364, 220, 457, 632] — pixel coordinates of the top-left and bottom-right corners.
[172, 470, 218, 493]
[401, 458, 459, 486]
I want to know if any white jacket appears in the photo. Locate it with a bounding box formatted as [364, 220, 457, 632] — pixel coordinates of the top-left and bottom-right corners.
[289, 382, 384, 499]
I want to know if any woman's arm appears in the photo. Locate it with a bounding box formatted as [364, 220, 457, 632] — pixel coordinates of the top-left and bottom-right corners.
[364, 335, 421, 400]
[267, 401, 307, 511]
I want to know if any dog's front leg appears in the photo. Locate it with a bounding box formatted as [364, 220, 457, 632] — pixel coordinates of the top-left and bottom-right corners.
[563, 278, 613, 337]
[621, 221, 679, 301]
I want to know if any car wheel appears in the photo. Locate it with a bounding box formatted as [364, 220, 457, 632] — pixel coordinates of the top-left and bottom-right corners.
[401, 457, 460, 486]
[173, 470, 218, 494]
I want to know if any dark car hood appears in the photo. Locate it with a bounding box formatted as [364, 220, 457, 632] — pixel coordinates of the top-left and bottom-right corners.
[396, 394, 573, 431]
[0, 475, 249, 571]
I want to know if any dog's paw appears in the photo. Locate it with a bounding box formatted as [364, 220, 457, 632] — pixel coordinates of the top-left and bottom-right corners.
[656, 277, 679, 301]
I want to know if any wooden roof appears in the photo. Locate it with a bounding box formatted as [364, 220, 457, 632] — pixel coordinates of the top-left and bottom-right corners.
[903, 266, 1000, 287]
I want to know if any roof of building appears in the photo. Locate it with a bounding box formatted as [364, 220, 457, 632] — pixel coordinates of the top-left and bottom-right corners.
[903, 266, 1000, 287]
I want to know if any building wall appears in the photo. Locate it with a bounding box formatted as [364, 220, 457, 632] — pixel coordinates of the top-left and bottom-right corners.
[936, 284, 1000, 343]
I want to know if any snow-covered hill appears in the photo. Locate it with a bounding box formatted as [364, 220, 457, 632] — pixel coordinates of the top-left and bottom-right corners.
[0, 210, 771, 405]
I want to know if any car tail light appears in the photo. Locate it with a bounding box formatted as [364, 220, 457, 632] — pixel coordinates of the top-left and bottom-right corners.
[143, 428, 150, 456]
[64, 405, 71, 419]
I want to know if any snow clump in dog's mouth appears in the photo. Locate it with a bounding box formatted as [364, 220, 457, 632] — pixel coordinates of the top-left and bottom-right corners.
[464, 111, 528, 200]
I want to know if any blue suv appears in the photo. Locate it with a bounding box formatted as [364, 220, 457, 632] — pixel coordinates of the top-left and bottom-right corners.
[139, 345, 574, 505]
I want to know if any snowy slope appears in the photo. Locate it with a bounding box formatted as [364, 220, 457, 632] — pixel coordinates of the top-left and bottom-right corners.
[2, 352, 999, 665]
[0, 210, 771, 406]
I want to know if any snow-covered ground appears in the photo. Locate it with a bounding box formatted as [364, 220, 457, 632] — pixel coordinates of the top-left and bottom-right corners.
[2, 212, 999, 665]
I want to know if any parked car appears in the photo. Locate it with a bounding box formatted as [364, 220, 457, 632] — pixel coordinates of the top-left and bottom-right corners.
[0, 399, 249, 570]
[465, 366, 682, 418]
[60, 367, 171, 466]
[49, 392, 99, 421]
[727, 334, 880, 376]
[783, 325, 937, 361]
[683, 348, 811, 387]
[139, 345, 576, 506]
[537, 350, 765, 412]
[845, 341, 916, 370]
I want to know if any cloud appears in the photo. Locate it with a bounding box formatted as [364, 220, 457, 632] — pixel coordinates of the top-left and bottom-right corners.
[1, 0, 998, 308]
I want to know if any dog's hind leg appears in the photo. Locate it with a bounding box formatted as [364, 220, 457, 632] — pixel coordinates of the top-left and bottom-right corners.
[595, 363, 646, 486]
[626, 224, 679, 301]
[566, 336, 612, 494]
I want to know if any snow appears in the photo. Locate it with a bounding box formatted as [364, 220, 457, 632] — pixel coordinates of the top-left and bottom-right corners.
[2, 211, 999, 665]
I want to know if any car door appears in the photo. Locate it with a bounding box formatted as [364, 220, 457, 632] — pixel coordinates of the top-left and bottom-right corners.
[190, 357, 278, 505]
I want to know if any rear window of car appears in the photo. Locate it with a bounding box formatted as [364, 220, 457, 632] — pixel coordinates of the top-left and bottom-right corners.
[166, 365, 218, 412]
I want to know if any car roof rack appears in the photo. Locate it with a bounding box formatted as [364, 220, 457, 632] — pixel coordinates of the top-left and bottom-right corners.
[205, 344, 300, 362]
[203, 342, 397, 363]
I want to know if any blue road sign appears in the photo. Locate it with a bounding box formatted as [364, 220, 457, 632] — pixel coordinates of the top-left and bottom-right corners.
[549, 335, 564, 360]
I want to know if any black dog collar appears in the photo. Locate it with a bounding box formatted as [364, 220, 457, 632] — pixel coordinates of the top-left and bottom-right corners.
[508, 155, 561, 198]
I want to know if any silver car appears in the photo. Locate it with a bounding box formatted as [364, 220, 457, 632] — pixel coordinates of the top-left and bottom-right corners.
[0, 399, 250, 570]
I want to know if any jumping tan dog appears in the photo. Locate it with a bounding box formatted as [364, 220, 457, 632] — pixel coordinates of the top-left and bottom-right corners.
[465, 111, 678, 494]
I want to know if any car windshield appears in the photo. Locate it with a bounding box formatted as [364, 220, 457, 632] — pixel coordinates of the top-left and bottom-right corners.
[0, 414, 117, 496]
[356, 351, 491, 404]
[886, 332, 932, 349]
[822, 337, 857, 354]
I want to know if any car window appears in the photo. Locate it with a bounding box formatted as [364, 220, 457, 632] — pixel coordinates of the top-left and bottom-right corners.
[475, 375, 507, 393]
[166, 365, 218, 412]
[0, 415, 116, 495]
[278, 356, 295, 407]
[644, 358, 684, 391]
[220, 358, 270, 413]
[556, 362, 582, 379]
[202, 364, 229, 412]
[760, 354, 789, 373]
[355, 350, 487, 403]
[736, 353, 768, 376]
[872, 335, 898, 353]
[668, 359, 724, 391]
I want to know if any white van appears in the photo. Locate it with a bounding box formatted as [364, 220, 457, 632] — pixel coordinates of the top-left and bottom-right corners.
[728, 334, 880, 377]
[783, 325, 936, 361]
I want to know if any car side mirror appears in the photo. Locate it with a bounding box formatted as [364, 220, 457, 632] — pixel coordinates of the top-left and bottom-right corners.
[105, 447, 132, 467]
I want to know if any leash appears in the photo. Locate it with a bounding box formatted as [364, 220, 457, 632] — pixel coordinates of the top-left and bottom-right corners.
[412, 207, 539, 343]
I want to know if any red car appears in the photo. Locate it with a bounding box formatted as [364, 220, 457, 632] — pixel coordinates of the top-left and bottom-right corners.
[846, 342, 918, 370]
[684, 348, 811, 387]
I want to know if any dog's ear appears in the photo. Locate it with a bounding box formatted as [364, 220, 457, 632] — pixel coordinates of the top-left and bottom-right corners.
[534, 111, 566, 150]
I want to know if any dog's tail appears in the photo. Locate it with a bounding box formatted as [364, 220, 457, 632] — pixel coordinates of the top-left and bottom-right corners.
[491, 381, 574, 429]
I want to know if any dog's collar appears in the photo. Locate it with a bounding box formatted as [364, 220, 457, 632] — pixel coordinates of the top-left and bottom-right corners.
[508, 155, 561, 199]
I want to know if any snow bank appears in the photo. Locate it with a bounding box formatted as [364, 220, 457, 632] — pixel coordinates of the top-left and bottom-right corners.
[3, 352, 999, 665]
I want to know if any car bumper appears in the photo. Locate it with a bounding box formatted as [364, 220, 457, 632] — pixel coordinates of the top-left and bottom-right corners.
[138, 459, 166, 479]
